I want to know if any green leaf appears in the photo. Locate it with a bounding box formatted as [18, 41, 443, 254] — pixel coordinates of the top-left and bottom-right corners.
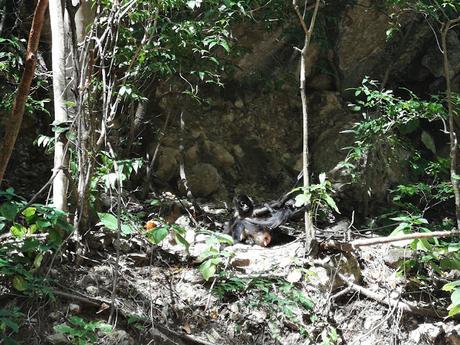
[54, 324, 75, 334]
[22, 207, 36, 218]
[97, 213, 118, 231]
[215, 232, 234, 245]
[199, 259, 217, 281]
[10, 224, 27, 238]
[421, 131, 436, 153]
[441, 258, 460, 271]
[175, 233, 190, 250]
[147, 226, 169, 244]
[69, 316, 85, 327]
[12, 276, 27, 292]
[451, 288, 460, 305]
[219, 40, 230, 52]
[121, 223, 136, 235]
[324, 194, 340, 213]
[415, 238, 431, 252]
[448, 304, 460, 317]
[22, 238, 40, 252]
[1, 318, 19, 333]
[96, 322, 112, 332]
[443, 280, 460, 292]
[0, 202, 19, 221]
[33, 254, 43, 269]
[36, 220, 52, 229]
[294, 193, 310, 207]
[390, 222, 410, 236]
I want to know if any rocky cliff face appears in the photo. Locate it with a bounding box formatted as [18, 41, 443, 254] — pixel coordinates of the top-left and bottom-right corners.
[151, 0, 460, 212]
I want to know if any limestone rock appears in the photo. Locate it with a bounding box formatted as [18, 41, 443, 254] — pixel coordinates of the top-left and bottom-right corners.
[209, 143, 235, 169]
[156, 147, 180, 181]
[103, 330, 135, 345]
[188, 163, 221, 197]
[46, 333, 71, 345]
[337, 0, 389, 90]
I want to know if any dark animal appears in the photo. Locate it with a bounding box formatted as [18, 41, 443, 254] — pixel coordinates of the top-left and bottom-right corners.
[225, 194, 306, 247]
[224, 195, 272, 247]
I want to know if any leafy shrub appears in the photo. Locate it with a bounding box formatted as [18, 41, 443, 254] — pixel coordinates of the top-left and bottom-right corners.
[0, 188, 73, 295]
[54, 316, 112, 345]
[0, 307, 23, 345]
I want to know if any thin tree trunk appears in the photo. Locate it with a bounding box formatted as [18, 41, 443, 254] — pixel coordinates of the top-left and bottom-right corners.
[441, 17, 460, 230]
[293, 0, 321, 255]
[0, 0, 49, 185]
[0, 0, 7, 37]
[49, 0, 69, 211]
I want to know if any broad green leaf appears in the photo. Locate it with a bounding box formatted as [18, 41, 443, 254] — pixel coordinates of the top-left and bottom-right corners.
[96, 322, 112, 332]
[219, 40, 230, 52]
[294, 193, 310, 207]
[148, 226, 168, 244]
[448, 304, 460, 317]
[415, 238, 431, 252]
[97, 213, 118, 231]
[121, 223, 136, 235]
[36, 220, 52, 229]
[451, 288, 460, 305]
[54, 324, 75, 334]
[10, 224, 27, 238]
[69, 316, 85, 327]
[443, 280, 460, 292]
[199, 259, 217, 281]
[214, 232, 233, 245]
[22, 207, 36, 218]
[28, 224, 38, 234]
[389, 222, 410, 236]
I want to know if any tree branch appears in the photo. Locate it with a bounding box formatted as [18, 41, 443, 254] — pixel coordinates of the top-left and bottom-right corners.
[321, 230, 460, 251]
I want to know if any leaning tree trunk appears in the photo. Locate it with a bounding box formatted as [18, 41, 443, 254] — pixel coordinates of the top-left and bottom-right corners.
[0, 0, 49, 185]
[441, 16, 460, 230]
[49, 0, 69, 211]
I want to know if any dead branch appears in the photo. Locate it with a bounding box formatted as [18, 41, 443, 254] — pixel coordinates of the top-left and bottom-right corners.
[321, 230, 460, 251]
[315, 261, 448, 319]
[52, 289, 110, 307]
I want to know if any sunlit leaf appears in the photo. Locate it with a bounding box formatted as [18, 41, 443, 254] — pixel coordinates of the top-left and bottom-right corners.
[10, 224, 27, 238]
[147, 226, 169, 244]
[199, 259, 217, 281]
[97, 213, 118, 231]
